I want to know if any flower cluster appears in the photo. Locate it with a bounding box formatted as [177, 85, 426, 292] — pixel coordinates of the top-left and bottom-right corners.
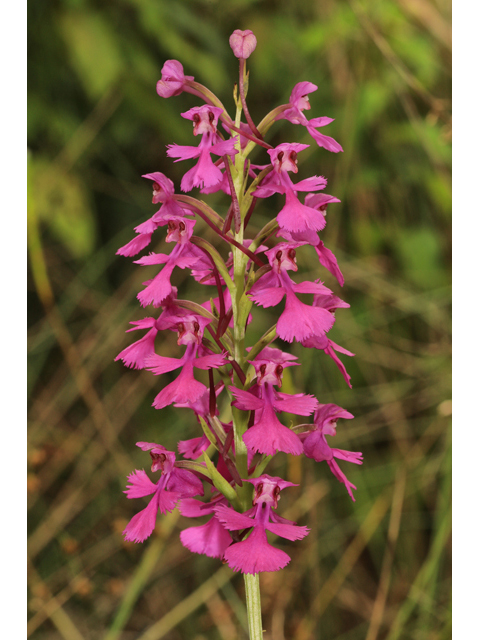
[116, 29, 361, 575]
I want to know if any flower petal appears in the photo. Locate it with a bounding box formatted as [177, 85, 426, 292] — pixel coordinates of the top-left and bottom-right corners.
[273, 392, 318, 416]
[229, 386, 265, 411]
[117, 233, 153, 257]
[123, 494, 159, 543]
[167, 468, 204, 497]
[124, 469, 158, 499]
[180, 518, 232, 558]
[243, 403, 303, 456]
[115, 327, 158, 369]
[276, 291, 335, 343]
[277, 190, 327, 233]
[265, 521, 310, 541]
[152, 363, 207, 409]
[223, 526, 291, 574]
[214, 504, 256, 531]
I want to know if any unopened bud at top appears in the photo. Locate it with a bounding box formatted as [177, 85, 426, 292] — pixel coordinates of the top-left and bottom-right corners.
[229, 29, 257, 59]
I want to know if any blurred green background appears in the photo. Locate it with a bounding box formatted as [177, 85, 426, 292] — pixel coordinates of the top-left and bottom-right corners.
[27, 1, 451, 639]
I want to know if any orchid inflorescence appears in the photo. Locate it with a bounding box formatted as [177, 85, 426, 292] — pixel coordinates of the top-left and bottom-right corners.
[116, 29, 362, 578]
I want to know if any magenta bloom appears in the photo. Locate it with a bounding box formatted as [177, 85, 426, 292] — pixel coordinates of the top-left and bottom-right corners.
[135, 218, 205, 307]
[248, 242, 335, 344]
[255, 143, 330, 233]
[156, 60, 194, 98]
[230, 347, 317, 457]
[179, 494, 232, 559]
[146, 316, 226, 409]
[276, 82, 343, 153]
[115, 288, 194, 370]
[167, 105, 238, 192]
[123, 442, 204, 543]
[298, 404, 362, 501]
[117, 172, 191, 257]
[215, 475, 309, 574]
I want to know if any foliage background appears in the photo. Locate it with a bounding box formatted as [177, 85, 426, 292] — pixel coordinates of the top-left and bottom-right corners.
[27, 0, 452, 639]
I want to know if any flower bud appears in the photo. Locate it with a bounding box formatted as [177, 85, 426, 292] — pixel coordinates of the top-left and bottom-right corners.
[156, 60, 194, 98]
[229, 29, 257, 59]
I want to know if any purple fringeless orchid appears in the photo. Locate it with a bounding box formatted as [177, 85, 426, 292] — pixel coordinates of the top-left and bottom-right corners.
[115, 32, 361, 617]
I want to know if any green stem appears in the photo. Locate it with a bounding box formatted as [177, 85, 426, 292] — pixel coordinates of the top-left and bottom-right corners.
[227, 119, 265, 638]
[244, 574, 264, 639]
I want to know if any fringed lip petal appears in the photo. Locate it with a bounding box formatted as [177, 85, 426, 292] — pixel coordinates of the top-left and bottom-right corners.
[180, 149, 223, 192]
[277, 190, 327, 233]
[223, 526, 291, 574]
[242, 401, 303, 457]
[152, 363, 208, 409]
[276, 290, 335, 343]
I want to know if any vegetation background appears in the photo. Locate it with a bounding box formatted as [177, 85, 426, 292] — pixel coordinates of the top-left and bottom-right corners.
[27, 0, 452, 639]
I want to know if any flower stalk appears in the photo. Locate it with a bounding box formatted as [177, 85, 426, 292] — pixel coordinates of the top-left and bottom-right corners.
[244, 573, 264, 640]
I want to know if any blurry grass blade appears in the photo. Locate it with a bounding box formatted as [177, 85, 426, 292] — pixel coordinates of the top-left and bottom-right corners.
[103, 513, 178, 640]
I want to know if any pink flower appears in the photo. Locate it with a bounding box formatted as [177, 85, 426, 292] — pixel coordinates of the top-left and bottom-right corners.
[167, 106, 238, 192]
[142, 172, 190, 221]
[254, 143, 330, 233]
[156, 60, 194, 98]
[114, 289, 194, 370]
[229, 30, 257, 59]
[116, 173, 194, 257]
[215, 475, 309, 574]
[123, 442, 204, 543]
[145, 316, 226, 409]
[298, 404, 362, 501]
[135, 219, 205, 306]
[248, 243, 335, 343]
[230, 347, 317, 457]
[179, 494, 232, 559]
[276, 82, 343, 153]
[248, 346, 300, 385]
